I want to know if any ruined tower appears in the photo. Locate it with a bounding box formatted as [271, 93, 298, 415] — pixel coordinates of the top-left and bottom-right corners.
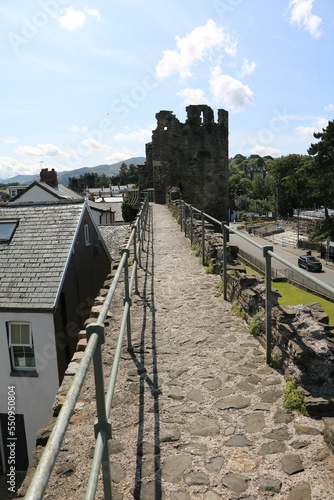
[139, 105, 229, 221]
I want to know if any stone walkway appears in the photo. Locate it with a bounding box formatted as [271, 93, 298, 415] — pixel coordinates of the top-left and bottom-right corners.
[39, 203, 334, 499]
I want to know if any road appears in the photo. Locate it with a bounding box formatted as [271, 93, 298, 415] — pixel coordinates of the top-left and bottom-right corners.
[229, 228, 334, 290]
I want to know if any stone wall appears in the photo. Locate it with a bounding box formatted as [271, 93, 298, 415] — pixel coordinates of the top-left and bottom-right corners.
[139, 105, 229, 222]
[168, 199, 334, 413]
[225, 272, 334, 415]
[167, 197, 238, 274]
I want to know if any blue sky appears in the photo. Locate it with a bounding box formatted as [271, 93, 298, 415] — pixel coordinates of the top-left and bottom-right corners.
[0, 0, 333, 180]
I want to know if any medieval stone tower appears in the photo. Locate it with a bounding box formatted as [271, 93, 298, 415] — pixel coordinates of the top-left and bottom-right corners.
[139, 104, 229, 222]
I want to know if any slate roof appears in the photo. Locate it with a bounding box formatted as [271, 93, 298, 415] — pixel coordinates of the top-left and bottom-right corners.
[0, 202, 85, 310]
[11, 181, 83, 202]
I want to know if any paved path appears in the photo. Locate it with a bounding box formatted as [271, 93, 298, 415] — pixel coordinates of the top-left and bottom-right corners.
[41, 203, 334, 500]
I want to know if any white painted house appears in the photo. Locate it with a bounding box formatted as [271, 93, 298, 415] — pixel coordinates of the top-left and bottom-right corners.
[11, 168, 115, 225]
[0, 201, 111, 473]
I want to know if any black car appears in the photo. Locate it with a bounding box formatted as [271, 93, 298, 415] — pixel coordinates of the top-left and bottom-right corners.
[298, 255, 322, 272]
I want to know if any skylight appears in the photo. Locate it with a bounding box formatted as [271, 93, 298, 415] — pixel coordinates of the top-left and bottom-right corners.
[0, 220, 18, 242]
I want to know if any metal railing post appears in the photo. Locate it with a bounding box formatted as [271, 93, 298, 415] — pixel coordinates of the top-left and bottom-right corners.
[143, 195, 148, 243]
[201, 211, 205, 266]
[190, 206, 193, 245]
[223, 224, 229, 301]
[263, 246, 273, 365]
[86, 323, 112, 500]
[24, 333, 100, 500]
[133, 224, 139, 294]
[137, 215, 142, 268]
[184, 203, 187, 237]
[122, 248, 132, 350]
[141, 205, 145, 249]
[180, 200, 183, 232]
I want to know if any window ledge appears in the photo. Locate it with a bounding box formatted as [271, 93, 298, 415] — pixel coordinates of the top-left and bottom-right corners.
[10, 371, 38, 377]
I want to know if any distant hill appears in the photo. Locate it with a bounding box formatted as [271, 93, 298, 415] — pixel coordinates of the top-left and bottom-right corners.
[0, 157, 146, 186]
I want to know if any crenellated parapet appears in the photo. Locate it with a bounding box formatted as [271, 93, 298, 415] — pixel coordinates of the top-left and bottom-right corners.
[139, 105, 229, 222]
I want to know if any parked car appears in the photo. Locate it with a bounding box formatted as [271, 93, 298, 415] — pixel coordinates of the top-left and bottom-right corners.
[298, 255, 322, 272]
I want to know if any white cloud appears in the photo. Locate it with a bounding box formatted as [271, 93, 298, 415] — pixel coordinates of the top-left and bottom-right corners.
[70, 125, 89, 133]
[288, 0, 322, 38]
[155, 19, 237, 80]
[2, 138, 18, 144]
[295, 125, 317, 138]
[57, 7, 101, 32]
[176, 88, 209, 106]
[113, 126, 154, 143]
[16, 143, 66, 157]
[250, 145, 280, 156]
[57, 7, 86, 31]
[295, 117, 328, 138]
[324, 104, 334, 112]
[0, 156, 39, 179]
[238, 58, 256, 77]
[104, 152, 137, 163]
[80, 138, 111, 153]
[209, 66, 254, 112]
[86, 8, 102, 21]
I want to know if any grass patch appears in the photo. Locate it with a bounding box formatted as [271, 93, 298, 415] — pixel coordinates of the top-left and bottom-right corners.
[191, 244, 201, 258]
[231, 300, 247, 320]
[248, 314, 262, 336]
[205, 260, 214, 274]
[243, 263, 334, 324]
[283, 379, 308, 415]
[273, 281, 334, 324]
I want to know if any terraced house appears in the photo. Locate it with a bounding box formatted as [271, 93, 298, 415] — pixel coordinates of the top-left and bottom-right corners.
[0, 201, 111, 473]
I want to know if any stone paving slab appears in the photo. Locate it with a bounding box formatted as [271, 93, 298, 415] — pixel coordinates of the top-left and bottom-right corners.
[41, 203, 334, 499]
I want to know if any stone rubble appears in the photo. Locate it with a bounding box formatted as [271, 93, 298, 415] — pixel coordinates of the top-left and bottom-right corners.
[18, 203, 334, 499]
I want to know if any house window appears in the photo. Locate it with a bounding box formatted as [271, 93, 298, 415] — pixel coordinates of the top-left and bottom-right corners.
[84, 224, 90, 246]
[0, 220, 18, 243]
[8, 322, 36, 372]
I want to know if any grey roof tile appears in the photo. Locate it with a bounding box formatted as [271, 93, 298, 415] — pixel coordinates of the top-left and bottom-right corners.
[0, 203, 84, 310]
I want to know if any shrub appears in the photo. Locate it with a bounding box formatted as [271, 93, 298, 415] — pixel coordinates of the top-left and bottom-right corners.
[248, 314, 262, 336]
[205, 260, 214, 274]
[231, 300, 247, 320]
[191, 244, 201, 257]
[283, 380, 307, 415]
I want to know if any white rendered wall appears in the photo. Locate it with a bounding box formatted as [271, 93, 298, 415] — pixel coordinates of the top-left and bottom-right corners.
[0, 311, 59, 460]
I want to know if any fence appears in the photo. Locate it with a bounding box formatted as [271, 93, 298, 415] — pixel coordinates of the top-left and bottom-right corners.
[24, 195, 149, 500]
[178, 200, 334, 365]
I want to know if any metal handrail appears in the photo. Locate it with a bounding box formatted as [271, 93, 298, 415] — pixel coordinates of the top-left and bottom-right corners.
[178, 200, 334, 365]
[25, 195, 149, 500]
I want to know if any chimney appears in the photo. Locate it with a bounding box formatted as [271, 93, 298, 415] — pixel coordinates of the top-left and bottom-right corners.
[40, 168, 58, 187]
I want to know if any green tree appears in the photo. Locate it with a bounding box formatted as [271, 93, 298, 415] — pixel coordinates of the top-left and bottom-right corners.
[97, 173, 110, 188]
[267, 154, 314, 217]
[127, 163, 138, 184]
[119, 162, 129, 185]
[308, 120, 334, 219]
[118, 162, 139, 185]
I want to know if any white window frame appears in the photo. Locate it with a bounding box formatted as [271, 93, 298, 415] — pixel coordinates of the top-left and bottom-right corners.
[84, 223, 90, 246]
[8, 322, 36, 372]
